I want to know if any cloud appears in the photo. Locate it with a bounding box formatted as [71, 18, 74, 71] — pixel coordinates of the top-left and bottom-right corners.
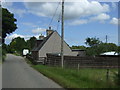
[111, 2, 117, 10]
[2, 2, 26, 17]
[24, 0, 110, 20]
[90, 13, 110, 23]
[5, 34, 31, 41]
[110, 17, 120, 25]
[2, 2, 13, 8]
[68, 19, 88, 26]
[11, 8, 26, 17]
[5, 33, 41, 44]
[22, 22, 38, 27]
[68, 13, 110, 26]
[32, 27, 46, 34]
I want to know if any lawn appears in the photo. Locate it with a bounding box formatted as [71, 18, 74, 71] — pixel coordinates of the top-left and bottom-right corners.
[32, 65, 119, 88]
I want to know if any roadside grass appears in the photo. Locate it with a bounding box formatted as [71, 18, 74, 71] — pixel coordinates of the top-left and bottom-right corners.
[0, 60, 2, 64]
[32, 65, 119, 88]
[13, 52, 21, 56]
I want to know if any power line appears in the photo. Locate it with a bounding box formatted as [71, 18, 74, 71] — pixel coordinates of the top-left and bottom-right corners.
[47, 1, 61, 29]
[56, 12, 61, 31]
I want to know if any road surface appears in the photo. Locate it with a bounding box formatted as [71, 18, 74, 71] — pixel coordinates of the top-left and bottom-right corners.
[2, 54, 62, 88]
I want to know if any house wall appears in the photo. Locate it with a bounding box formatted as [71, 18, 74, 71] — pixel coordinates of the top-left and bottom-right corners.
[39, 32, 78, 57]
[75, 51, 86, 56]
[32, 51, 39, 60]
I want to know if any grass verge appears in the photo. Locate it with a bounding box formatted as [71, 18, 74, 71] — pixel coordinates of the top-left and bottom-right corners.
[32, 65, 119, 88]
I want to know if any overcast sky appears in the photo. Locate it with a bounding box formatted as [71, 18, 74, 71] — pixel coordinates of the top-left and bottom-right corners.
[2, 0, 119, 46]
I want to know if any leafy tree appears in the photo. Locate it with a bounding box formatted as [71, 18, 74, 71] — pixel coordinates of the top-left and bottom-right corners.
[2, 8, 17, 43]
[85, 37, 102, 47]
[71, 45, 86, 50]
[85, 37, 118, 56]
[86, 43, 118, 56]
[10, 37, 27, 54]
[9, 36, 37, 55]
[26, 36, 37, 51]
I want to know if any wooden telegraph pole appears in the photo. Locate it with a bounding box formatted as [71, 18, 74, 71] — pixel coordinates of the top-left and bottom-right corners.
[61, 0, 64, 68]
[105, 35, 109, 81]
[106, 35, 108, 43]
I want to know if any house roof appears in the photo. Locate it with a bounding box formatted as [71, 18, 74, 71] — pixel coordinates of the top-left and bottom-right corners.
[100, 51, 118, 55]
[32, 30, 72, 52]
[72, 49, 86, 51]
[32, 31, 54, 51]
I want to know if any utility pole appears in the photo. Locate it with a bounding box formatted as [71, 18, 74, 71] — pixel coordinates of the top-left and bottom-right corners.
[61, 0, 64, 68]
[106, 35, 108, 43]
[105, 35, 109, 81]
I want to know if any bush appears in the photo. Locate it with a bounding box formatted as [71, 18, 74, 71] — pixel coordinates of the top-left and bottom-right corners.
[2, 48, 6, 62]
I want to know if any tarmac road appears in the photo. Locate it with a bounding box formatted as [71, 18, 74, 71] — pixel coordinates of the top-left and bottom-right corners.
[2, 54, 62, 88]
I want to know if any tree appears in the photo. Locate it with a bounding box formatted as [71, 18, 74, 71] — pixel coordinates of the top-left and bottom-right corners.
[26, 36, 37, 51]
[2, 8, 17, 43]
[85, 37, 102, 47]
[85, 37, 118, 56]
[71, 45, 86, 50]
[10, 37, 27, 54]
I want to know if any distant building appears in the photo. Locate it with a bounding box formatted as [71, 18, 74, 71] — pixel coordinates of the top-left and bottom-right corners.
[32, 27, 78, 61]
[72, 49, 86, 57]
[100, 51, 118, 56]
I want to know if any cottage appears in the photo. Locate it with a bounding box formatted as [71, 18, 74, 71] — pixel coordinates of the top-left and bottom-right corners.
[32, 27, 78, 61]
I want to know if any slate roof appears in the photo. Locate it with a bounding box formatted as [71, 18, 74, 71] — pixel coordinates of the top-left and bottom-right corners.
[32, 31, 54, 51]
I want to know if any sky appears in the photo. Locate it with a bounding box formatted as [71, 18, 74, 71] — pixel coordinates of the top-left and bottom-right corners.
[2, 0, 119, 46]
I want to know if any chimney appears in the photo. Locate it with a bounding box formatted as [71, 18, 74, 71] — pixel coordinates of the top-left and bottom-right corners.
[46, 26, 54, 36]
[39, 34, 44, 40]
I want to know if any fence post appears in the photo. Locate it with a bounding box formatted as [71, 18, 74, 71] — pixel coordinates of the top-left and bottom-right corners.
[106, 68, 109, 81]
[78, 64, 80, 71]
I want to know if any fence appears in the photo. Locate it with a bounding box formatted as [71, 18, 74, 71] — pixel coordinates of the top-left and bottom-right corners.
[26, 54, 46, 65]
[47, 54, 119, 68]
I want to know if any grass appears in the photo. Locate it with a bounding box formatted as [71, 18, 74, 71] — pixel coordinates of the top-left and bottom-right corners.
[13, 52, 21, 56]
[24, 57, 119, 88]
[31, 64, 119, 88]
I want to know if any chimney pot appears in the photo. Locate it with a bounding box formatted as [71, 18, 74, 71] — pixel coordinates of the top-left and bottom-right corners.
[39, 34, 44, 40]
[46, 27, 54, 36]
[49, 26, 51, 30]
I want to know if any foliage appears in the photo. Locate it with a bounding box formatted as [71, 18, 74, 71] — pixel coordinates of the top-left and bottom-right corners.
[26, 36, 37, 51]
[70, 42, 118, 56]
[9, 37, 27, 55]
[84, 37, 118, 56]
[7, 36, 37, 55]
[2, 8, 17, 43]
[85, 37, 102, 47]
[71, 45, 86, 50]
[1, 7, 17, 61]
[86, 43, 118, 56]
